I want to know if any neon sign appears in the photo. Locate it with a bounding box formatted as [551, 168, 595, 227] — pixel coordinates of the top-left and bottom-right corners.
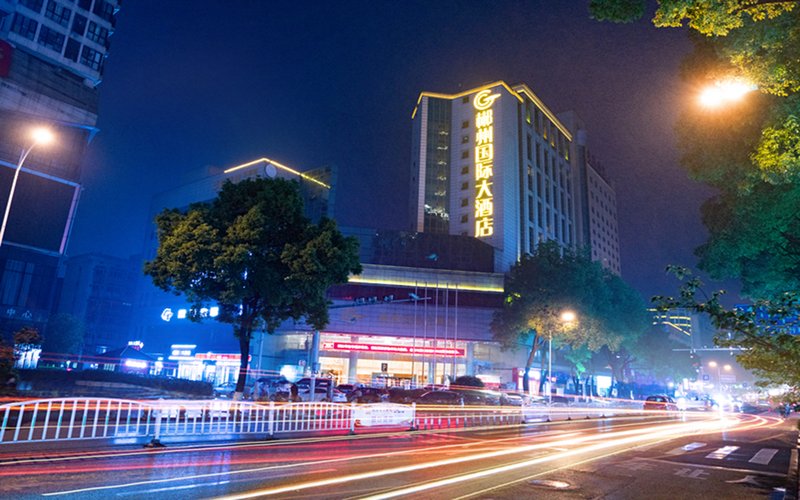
[473, 89, 500, 237]
[321, 341, 465, 357]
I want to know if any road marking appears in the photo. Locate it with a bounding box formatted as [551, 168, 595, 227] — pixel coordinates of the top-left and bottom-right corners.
[749, 448, 779, 465]
[642, 457, 785, 478]
[726, 475, 762, 486]
[705, 445, 739, 459]
[674, 467, 710, 479]
[667, 442, 705, 455]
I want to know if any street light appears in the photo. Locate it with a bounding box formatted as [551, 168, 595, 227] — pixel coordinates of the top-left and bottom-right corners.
[0, 127, 54, 247]
[548, 310, 577, 406]
[699, 78, 757, 108]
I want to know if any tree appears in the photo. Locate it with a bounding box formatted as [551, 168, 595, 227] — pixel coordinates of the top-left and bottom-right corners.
[145, 177, 361, 398]
[589, 1, 800, 300]
[0, 338, 13, 384]
[13, 326, 41, 352]
[491, 242, 649, 392]
[43, 314, 85, 357]
[655, 267, 800, 400]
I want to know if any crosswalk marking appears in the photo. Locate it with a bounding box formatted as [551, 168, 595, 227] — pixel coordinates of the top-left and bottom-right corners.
[705, 445, 739, 459]
[667, 442, 706, 455]
[748, 448, 779, 465]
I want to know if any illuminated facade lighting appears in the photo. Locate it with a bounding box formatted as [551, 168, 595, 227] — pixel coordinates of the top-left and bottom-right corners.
[224, 157, 331, 188]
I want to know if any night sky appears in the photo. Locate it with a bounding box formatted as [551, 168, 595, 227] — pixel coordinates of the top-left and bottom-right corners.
[68, 1, 725, 302]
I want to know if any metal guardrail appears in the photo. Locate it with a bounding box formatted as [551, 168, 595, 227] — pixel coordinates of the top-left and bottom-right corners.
[0, 397, 627, 447]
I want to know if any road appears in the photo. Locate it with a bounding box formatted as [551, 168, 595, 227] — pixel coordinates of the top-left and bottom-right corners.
[0, 411, 791, 499]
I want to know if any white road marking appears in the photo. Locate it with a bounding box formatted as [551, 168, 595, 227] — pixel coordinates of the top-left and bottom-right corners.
[705, 445, 739, 459]
[748, 448, 779, 465]
[667, 442, 706, 455]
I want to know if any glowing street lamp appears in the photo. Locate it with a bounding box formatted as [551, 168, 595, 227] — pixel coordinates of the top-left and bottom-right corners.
[0, 127, 54, 247]
[699, 79, 757, 108]
[548, 310, 577, 406]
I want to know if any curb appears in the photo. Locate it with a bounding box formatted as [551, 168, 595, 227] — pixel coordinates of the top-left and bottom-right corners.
[785, 426, 800, 500]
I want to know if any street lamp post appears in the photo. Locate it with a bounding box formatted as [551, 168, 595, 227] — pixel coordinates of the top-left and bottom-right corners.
[548, 310, 576, 406]
[0, 128, 54, 247]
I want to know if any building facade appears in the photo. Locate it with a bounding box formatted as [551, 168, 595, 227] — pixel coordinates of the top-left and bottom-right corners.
[410, 81, 620, 274]
[58, 253, 138, 353]
[0, 0, 118, 336]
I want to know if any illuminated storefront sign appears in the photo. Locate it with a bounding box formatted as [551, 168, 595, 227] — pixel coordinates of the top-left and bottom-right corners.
[160, 306, 219, 322]
[322, 341, 465, 357]
[473, 89, 500, 238]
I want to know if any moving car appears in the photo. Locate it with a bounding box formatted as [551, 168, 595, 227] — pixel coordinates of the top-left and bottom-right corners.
[415, 390, 464, 406]
[643, 394, 679, 411]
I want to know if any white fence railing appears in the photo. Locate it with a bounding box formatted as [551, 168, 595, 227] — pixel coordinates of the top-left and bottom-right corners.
[0, 397, 627, 447]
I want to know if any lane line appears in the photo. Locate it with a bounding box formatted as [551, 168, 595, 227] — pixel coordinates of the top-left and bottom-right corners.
[705, 445, 739, 459]
[667, 442, 706, 455]
[749, 448, 779, 465]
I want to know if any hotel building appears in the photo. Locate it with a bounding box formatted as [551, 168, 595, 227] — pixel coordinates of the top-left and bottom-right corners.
[410, 81, 620, 273]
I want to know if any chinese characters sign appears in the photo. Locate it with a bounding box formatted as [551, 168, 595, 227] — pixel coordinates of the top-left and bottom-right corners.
[473, 89, 500, 238]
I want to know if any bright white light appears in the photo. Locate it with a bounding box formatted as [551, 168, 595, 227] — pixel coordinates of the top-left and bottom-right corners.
[561, 310, 576, 323]
[280, 365, 299, 382]
[124, 359, 148, 369]
[31, 127, 54, 145]
[177, 309, 187, 319]
[699, 79, 757, 107]
[209, 306, 219, 317]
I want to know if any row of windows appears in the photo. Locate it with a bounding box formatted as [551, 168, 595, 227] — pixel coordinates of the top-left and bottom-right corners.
[20, 0, 114, 22]
[12, 13, 106, 71]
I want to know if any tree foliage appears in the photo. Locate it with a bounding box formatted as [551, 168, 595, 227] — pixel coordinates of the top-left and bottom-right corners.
[13, 326, 41, 352]
[591, 1, 800, 301]
[655, 266, 800, 399]
[144, 177, 361, 396]
[491, 242, 649, 390]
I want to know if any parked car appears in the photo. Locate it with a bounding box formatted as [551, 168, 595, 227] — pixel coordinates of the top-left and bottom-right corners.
[415, 390, 464, 406]
[643, 395, 679, 411]
[453, 389, 502, 406]
[349, 387, 387, 403]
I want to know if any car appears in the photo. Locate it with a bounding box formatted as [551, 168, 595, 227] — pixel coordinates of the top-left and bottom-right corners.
[501, 392, 529, 406]
[212, 381, 237, 398]
[453, 389, 502, 406]
[643, 395, 679, 411]
[415, 390, 464, 406]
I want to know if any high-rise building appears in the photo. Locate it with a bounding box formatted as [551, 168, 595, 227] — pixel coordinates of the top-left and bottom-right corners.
[0, 0, 119, 335]
[558, 111, 621, 274]
[410, 81, 620, 273]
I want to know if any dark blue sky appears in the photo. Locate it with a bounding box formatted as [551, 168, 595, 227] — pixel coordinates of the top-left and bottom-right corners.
[69, 1, 720, 301]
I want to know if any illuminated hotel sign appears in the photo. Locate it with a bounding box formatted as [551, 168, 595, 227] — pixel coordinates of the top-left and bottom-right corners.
[322, 341, 465, 357]
[473, 89, 500, 238]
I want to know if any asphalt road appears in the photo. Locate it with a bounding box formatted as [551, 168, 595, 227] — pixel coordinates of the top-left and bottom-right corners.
[0, 412, 791, 499]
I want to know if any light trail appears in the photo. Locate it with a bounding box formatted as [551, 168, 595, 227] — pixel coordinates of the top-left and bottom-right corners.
[216, 415, 742, 499]
[36, 414, 777, 497]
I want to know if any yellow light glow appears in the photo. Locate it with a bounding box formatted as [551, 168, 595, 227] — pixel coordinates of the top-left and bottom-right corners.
[347, 275, 504, 293]
[31, 127, 54, 145]
[223, 157, 330, 188]
[411, 81, 523, 119]
[708, 361, 718, 368]
[699, 79, 757, 107]
[561, 310, 576, 322]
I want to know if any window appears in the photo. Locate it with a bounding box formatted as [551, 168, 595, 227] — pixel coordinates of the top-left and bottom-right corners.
[77, 0, 93, 10]
[38, 25, 65, 53]
[527, 166, 533, 191]
[460, 214, 468, 223]
[20, 0, 44, 13]
[460, 198, 468, 207]
[92, 0, 114, 22]
[462, 96, 469, 104]
[461, 150, 468, 159]
[45, 1, 72, 27]
[64, 38, 80, 61]
[534, 107, 542, 135]
[528, 196, 534, 220]
[461, 165, 469, 175]
[11, 14, 38, 41]
[0, 260, 34, 307]
[86, 20, 108, 46]
[526, 134, 532, 161]
[461, 181, 469, 191]
[80, 44, 103, 70]
[461, 135, 469, 144]
[461, 120, 469, 129]
[525, 102, 531, 125]
[71, 13, 87, 35]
